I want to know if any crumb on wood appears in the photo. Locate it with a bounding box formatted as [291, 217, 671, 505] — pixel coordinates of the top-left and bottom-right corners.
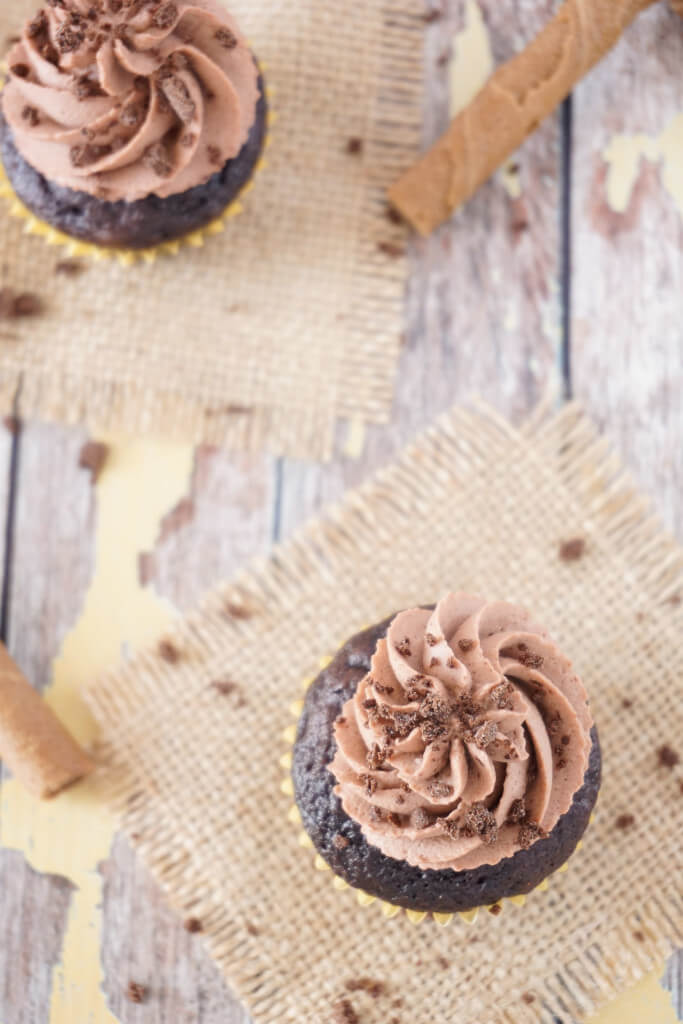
[78, 441, 109, 483]
[657, 744, 680, 769]
[126, 981, 147, 1004]
[184, 917, 203, 933]
[559, 537, 586, 562]
[158, 639, 181, 664]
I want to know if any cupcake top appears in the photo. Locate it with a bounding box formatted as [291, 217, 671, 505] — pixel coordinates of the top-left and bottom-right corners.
[329, 594, 594, 872]
[2, 0, 259, 202]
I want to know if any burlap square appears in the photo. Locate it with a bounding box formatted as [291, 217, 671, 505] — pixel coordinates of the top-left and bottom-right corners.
[86, 402, 683, 1024]
[0, 0, 422, 459]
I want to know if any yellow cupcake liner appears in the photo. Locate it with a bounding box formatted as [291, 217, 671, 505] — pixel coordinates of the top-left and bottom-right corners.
[282, 654, 593, 927]
[0, 68, 274, 268]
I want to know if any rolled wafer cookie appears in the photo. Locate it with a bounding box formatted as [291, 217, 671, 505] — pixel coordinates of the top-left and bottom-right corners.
[0, 642, 94, 798]
[389, 0, 659, 235]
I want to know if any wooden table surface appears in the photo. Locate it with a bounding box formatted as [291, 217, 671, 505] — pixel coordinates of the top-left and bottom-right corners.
[1, 2, 682, 1022]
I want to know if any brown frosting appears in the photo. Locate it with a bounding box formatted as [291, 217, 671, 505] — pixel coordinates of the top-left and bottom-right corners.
[2, 0, 259, 202]
[329, 594, 593, 871]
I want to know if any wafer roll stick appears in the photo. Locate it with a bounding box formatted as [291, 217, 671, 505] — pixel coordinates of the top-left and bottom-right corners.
[389, 0, 661, 235]
[0, 642, 94, 798]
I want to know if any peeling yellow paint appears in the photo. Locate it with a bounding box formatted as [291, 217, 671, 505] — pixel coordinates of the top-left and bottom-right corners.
[604, 114, 683, 217]
[589, 963, 677, 1024]
[449, 0, 493, 119]
[0, 437, 194, 1024]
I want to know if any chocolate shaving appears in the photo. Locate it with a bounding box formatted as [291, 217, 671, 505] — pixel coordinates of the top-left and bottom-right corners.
[142, 141, 172, 177]
[359, 773, 377, 796]
[473, 720, 497, 749]
[490, 680, 514, 709]
[159, 74, 196, 122]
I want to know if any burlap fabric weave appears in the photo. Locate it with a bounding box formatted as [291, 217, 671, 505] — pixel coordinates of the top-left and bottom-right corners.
[86, 403, 683, 1024]
[0, 0, 422, 459]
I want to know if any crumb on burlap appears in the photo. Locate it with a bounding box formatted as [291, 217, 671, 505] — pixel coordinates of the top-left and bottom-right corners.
[0, 288, 44, 318]
[55, 258, 85, 277]
[78, 441, 109, 483]
[488, 903, 502, 916]
[184, 917, 203, 933]
[332, 997, 360, 1024]
[246, 921, 260, 936]
[210, 679, 240, 697]
[386, 205, 404, 225]
[347, 137, 363, 155]
[559, 537, 586, 562]
[621, 697, 633, 709]
[223, 598, 254, 620]
[437, 955, 450, 969]
[344, 978, 387, 998]
[522, 992, 535, 1004]
[633, 930, 645, 942]
[615, 813, 635, 830]
[126, 981, 147, 1004]
[158, 639, 181, 664]
[657, 745, 680, 769]
[378, 241, 405, 259]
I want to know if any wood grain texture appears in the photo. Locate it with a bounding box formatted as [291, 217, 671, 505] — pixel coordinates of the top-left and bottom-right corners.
[571, 2, 683, 540]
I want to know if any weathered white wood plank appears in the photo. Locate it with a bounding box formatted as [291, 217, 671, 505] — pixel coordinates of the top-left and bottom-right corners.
[572, 4, 683, 1012]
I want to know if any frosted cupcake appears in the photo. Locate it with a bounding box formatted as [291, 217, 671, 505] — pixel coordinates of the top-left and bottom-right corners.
[0, 1, 266, 249]
[292, 594, 601, 915]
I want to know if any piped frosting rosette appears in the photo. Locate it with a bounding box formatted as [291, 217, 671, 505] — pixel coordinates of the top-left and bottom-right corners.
[2, 0, 259, 202]
[329, 594, 593, 872]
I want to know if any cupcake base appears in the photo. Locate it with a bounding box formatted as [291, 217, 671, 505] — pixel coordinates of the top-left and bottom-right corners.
[292, 616, 602, 915]
[0, 72, 267, 251]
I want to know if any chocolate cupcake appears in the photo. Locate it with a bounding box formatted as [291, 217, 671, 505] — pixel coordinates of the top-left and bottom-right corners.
[0, 1, 267, 250]
[292, 594, 601, 916]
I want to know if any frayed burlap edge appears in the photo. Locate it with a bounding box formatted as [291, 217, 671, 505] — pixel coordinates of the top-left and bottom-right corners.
[86, 401, 683, 1024]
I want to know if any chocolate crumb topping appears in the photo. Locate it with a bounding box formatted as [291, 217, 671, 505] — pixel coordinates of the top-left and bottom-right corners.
[507, 798, 526, 824]
[207, 144, 223, 166]
[473, 720, 497, 749]
[21, 106, 40, 126]
[395, 637, 411, 656]
[458, 638, 475, 652]
[332, 833, 349, 850]
[411, 807, 434, 830]
[374, 683, 394, 695]
[559, 537, 586, 562]
[10, 63, 30, 78]
[215, 26, 237, 48]
[152, 2, 178, 29]
[517, 821, 546, 850]
[184, 917, 203, 933]
[159, 74, 196, 122]
[490, 681, 514, 709]
[126, 981, 147, 1004]
[142, 142, 172, 177]
[517, 649, 544, 669]
[366, 743, 387, 771]
[425, 632, 439, 646]
[657, 745, 680, 769]
[462, 803, 498, 845]
[359, 773, 378, 797]
[615, 813, 635, 830]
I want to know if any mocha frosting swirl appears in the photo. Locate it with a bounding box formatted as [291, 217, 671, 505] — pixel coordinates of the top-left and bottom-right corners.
[329, 594, 593, 871]
[2, 0, 259, 202]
